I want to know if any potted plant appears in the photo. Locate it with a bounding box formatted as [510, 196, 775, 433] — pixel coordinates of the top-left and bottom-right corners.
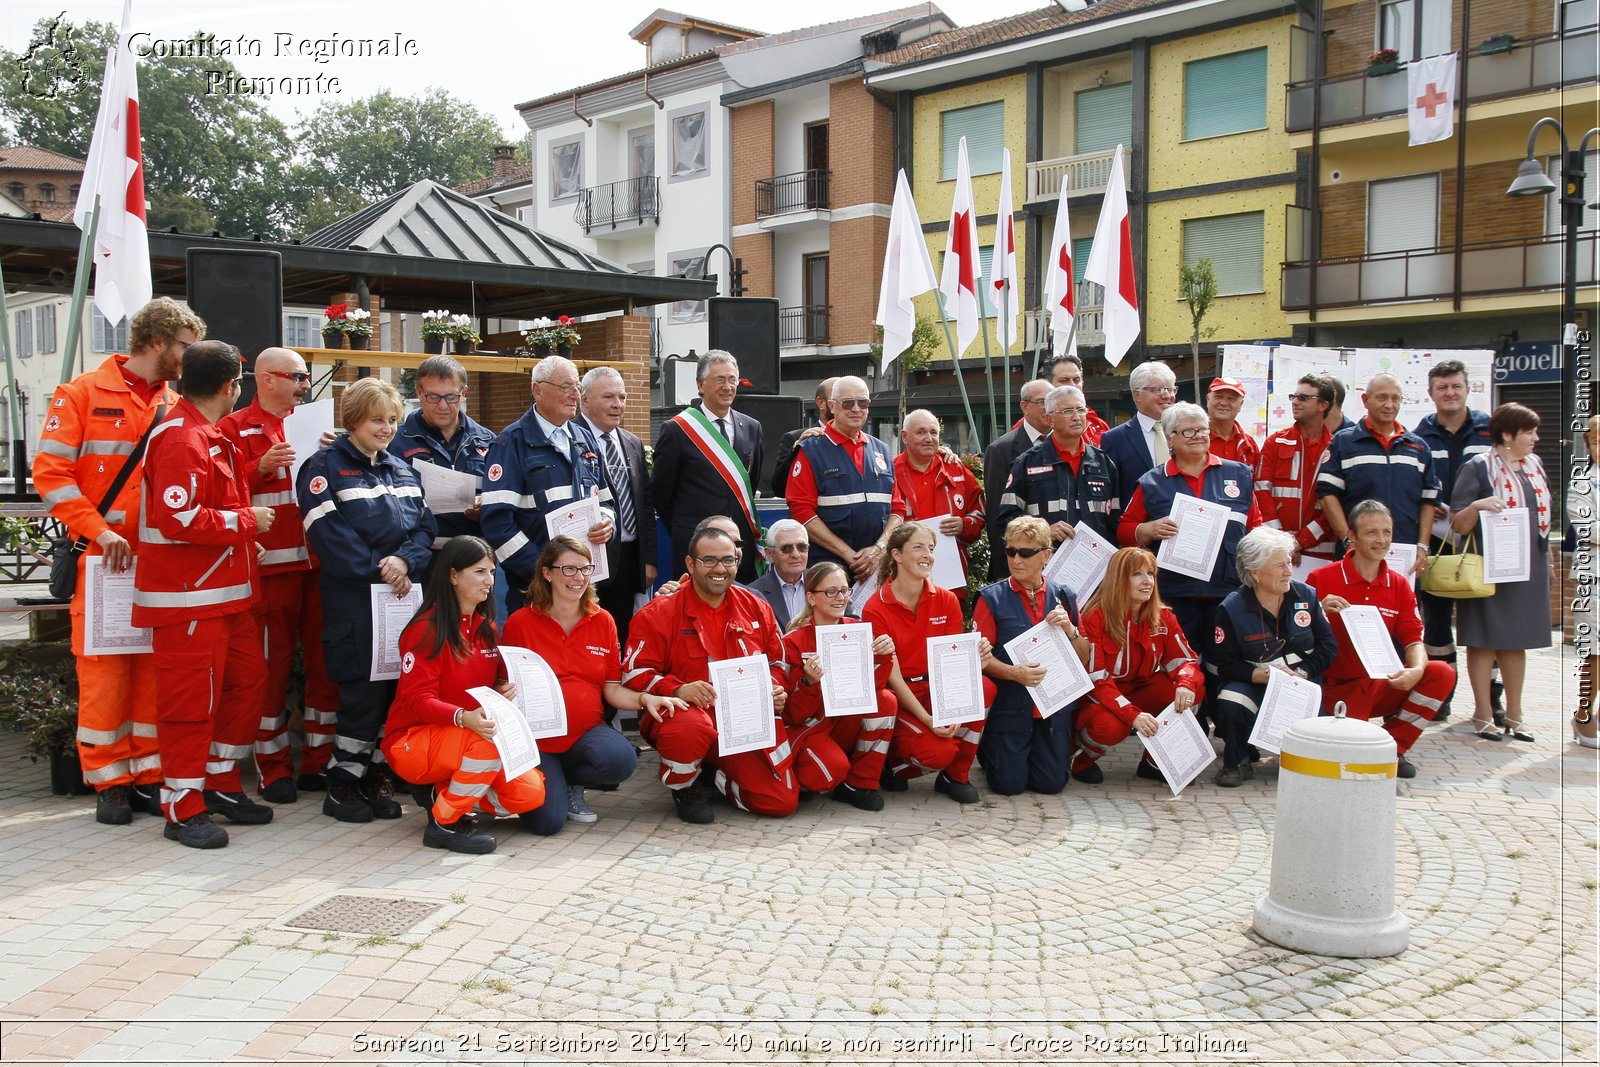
[0, 641, 85, 795]
[1479, 33, 1515, 55]
[420, 310, 453, 354]
[1367, 47, 1401, 76]
[321, 302, 350, 348]
[344, 307, 373, 351]
[523, 315, 582, 357]
[450, 315, 480, 355]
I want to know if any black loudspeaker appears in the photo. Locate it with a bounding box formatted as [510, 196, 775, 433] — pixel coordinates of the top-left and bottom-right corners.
[708, 297, 779, 395]
[734, 393, 804, 495]
[186, 248, 283, 409]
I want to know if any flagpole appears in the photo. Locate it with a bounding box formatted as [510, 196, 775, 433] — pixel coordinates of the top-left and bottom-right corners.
[929, 289, 979, 444]
[60, 200, 100, 387]
[1000, 287, 1011, 430]
[978, 314, 996, 440]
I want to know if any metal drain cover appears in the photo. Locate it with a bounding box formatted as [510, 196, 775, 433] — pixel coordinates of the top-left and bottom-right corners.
[286, 895, 441, 935]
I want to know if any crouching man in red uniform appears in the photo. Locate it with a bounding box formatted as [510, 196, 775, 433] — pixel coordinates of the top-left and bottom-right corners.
[1307, 499, 1455, 779]
[133, 341, 274, 849]
[622, 519, 797, 823]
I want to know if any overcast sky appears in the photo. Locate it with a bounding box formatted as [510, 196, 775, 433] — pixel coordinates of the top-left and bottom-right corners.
[3, 1, 1044, 136]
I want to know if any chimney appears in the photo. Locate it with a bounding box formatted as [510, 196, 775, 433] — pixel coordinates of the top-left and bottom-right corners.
[492, 144, 516, 178]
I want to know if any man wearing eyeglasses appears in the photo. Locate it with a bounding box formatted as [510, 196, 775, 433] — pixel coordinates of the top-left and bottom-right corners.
[388, 355, 494, 549]
[891, 410, 984, 578]
[1099, 360, 1179, 506]
[219, 347, 341, 804]
[1254, 374, 1336, 570]
[995, 384, 1120, 547]
[748, 518, 809, 629]
[785, 376, 897, 580]
[576, 366, 655, 649]
[1048, 355, 1109, 445]
[983, 379, 1052, 581]
[483, 355, 615, 610]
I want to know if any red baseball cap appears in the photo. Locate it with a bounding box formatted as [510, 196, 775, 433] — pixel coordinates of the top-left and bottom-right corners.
[1209, 376, 1246, 396]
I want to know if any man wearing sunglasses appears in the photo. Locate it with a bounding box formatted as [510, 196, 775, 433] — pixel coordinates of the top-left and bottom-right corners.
[1254, 374, 1336, 571]
[785, 376, 897, 580]
[388, 355, 495, 550]
[219, 347, 340, 804]
[748, 518, 809, 629]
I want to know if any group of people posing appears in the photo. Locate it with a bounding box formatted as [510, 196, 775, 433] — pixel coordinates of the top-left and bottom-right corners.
[38, 298, 1564, 855]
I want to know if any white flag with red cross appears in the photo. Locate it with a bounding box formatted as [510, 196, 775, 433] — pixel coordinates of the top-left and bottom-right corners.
[1407, 52, 1457, 147]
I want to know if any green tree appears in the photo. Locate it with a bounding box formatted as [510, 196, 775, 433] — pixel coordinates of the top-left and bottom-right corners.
[1179, 257, 1219, 399]
[289, 88, 512, 231]
[0, 18, 297, 236]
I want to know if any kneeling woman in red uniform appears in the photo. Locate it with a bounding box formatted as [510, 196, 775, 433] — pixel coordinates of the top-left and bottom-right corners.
[383, 536, 544, 854]
[503, 536, 684, 834]
[1071, 547, 1204, 783]
[778, 561, 897, 811]
[861, 521, 994, 803]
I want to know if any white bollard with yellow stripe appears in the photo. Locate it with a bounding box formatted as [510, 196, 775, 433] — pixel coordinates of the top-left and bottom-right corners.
[1252, 712, 1409, 957]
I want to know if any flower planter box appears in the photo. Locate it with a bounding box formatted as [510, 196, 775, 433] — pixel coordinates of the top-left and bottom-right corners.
[1367, 61, 1400, 76]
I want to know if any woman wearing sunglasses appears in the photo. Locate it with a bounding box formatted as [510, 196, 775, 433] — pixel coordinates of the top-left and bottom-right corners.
[972, 516, 1090, 795]
[860, 522, 995, 803]
[1070, 546, 1204, 784]
[776, 562, 898, 810]
[502, 536, 685, 833]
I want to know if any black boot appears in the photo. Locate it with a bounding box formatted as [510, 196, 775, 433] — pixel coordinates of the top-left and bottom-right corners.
[361, 769, 403, 819]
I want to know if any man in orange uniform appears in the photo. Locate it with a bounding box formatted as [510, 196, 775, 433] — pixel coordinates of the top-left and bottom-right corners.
[218, 347, 339, 803]
[33, 297, 197, 825]
[622, 522, 796, 824]
[133, 340, 275, 848]
[890, 409, 983, 578]
[1254, 374, 1336, 566]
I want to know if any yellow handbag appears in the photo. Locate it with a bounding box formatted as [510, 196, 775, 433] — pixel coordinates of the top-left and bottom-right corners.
[1420, 532, 1495, 599]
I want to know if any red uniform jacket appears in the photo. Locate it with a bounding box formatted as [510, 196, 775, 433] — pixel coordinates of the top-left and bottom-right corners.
[218, 398, 309, 576]
[1078, 605, 1202, 726]
[1209, 427, 1259, 469]
[132, 398, 259, 627]
[388, 611, 502, 733]
[502, 605, 620, 754]
[1254, 423, 1333, 554]
[621, 583, 784, 697]
[890, 453, 983, 574]
[779, 618, 893, 730]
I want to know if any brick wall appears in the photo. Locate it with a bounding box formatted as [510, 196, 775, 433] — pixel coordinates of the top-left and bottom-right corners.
[1323, 0, 1548, 75]
[733, 231, 775, 299]
[469, 315, 654, 440]
[828, 79, 895, 208]
[827, 214, 890, 351]
[730, 101, 774, 229]
[1318, 159, 1546, 259]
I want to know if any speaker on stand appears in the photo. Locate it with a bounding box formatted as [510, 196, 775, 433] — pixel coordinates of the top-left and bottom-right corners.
[185, 248, 284, 409]
[708, 297, 780, 396]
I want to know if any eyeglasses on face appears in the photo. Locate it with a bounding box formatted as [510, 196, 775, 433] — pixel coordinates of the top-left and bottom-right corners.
[813, 587, 851, 599]
[539, 380, 580, 396]
[692, 555, 739, 570]
[262, 370, 312, 384]
[705, 375, 740, 387]
[1004, 546, 1047, 558]
[1048, 407, 1087, 417]
[1288, 393, 1322, 402]
[422, 391, 464, 406]
[548, 564, 596, 577]
[835, 398, 871, 410]
[1171, 426, 1210, 440]
[1140, 386, 1178, 396]
[775, 543, 809, 554]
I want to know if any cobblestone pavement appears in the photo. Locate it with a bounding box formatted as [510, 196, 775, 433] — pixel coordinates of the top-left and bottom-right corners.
[0, 638, 1594, 1065]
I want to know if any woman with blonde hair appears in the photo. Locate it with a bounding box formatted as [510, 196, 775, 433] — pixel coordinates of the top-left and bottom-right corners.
[860, 521, 995, 802]
[775, 561, 898, 810]
[502, 535, 685, 832]
[1070, 546, 1203, 784]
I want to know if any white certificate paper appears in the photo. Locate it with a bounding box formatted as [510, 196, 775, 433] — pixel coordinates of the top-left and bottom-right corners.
[369, 584, 423, 681]
[498, 646, 568, 739]
[415, 461, 480, 515]
[1384, 542, 1418, 577]
[468, 685, 540, 782]
[1137, 704, 1215, 796]
[1043, 522, 1117, 602]
[815, 623, 876, 718]
[283, 398, 334, 487]
[544, 494, 610, 583]
[924, 514, 967, 590]
[1481, 507, 1530, 584]
[1248, 670, 1324, 755]
[927, 631, 984, 727]
[710, 654, 776, 757]
[84, 557, 152, 655]
[847, 574, 880, 617]
[1338, 605, 1403, 679]
[1002, 618, 1092, 719]
[1156, 494, 1228, 582]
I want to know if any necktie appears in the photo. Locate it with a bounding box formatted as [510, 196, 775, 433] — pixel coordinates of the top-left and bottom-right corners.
[716, 417, 730, 447]
[1152, 422, 1170, 464]
[603, 432, 635, 540]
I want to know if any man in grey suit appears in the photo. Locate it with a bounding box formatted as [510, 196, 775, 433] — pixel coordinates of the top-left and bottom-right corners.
[577, 366, 655, 649]
[746, 518, 809, 630]
[982, 379, 1051, 580]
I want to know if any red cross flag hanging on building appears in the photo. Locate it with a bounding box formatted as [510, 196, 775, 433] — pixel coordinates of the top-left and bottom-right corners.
[1406, 52, 1458, 147]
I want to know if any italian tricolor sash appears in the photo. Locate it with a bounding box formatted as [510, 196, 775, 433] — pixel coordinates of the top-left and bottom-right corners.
[673, 407, 761, 537]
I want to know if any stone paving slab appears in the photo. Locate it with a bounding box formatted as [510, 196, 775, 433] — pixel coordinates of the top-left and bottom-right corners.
[0, 641, 1593, 1065]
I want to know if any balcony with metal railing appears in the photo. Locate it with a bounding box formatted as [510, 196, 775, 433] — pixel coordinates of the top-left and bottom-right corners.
[754, 170, 831, 224]
[1024, 288, 1105, 347]
[1281, 232, 1598, 312]
[1025, 148, 1127, 205]
[574, 176, 659, 235]
[1284, 25, 1597, 134]
[779, 304, 830, 348]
